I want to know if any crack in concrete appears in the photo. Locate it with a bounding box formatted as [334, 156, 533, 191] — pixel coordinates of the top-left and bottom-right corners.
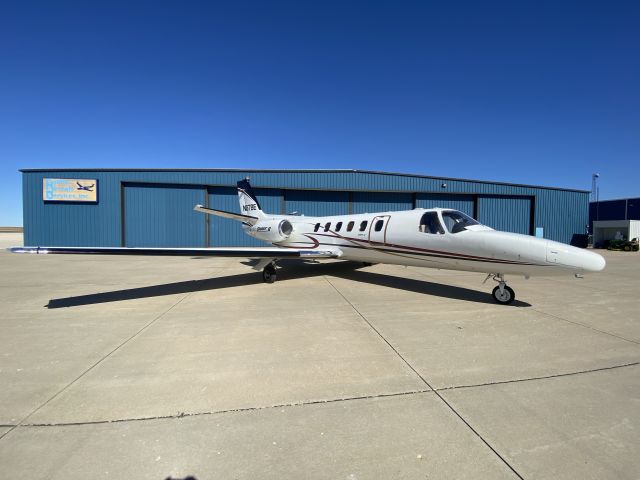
[436, 361, 640, 391]
[1, 361, 637, 430]
[2, 389, 433, 428]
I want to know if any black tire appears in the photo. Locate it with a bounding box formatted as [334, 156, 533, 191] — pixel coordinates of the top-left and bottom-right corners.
[623, 245, 631, 251]
[262, 265, 277, 283]
[492, 285, 515, 305]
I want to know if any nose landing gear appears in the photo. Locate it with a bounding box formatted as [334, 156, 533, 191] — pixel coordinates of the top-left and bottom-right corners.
[484, 273, 515, 304]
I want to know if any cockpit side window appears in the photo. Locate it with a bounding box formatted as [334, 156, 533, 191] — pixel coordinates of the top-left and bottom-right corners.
[441, 210, 480, 234]
[419, 212, 445, 234]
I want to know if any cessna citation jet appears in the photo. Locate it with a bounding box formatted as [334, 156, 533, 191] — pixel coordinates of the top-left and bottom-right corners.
[10, 179, 605, 304]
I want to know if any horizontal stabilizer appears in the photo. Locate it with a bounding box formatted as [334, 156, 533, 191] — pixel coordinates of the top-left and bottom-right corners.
[193, 205, 259, 223]
[8, 246, 341, 259]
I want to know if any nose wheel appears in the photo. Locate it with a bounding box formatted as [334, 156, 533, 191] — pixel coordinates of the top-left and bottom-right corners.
[262, 263, 277, 283]
[485, 274, 515, 305]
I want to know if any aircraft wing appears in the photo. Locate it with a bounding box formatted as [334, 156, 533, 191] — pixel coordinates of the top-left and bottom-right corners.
[8, 246, 341, 259]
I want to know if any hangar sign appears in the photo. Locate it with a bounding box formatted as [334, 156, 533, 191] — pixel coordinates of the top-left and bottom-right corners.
[43, 178, 98, 202]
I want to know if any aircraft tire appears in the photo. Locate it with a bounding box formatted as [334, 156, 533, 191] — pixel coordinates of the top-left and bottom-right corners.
[263, 265, 277, 283]
[492, 285, 515, 304]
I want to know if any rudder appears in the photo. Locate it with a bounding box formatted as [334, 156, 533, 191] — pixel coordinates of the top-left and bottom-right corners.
[237, 179, 266, 218]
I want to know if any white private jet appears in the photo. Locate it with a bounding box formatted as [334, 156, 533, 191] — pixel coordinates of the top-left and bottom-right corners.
[10, 179, 605, 304]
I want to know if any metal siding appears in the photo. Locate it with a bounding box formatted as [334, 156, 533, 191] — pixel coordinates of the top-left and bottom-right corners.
[352, 192, 413, 214]
[124, 183, 205, 247]
[22, 169, 589, 246]
[22, 171, 122, 247]
[478, 196, 531, 235]
[416, 193, 475, 217]
[284, 190, 349, 216]
[628, 198, 640, 220]
[535, 189, 589, 244]
[207, 187, 281, 246]
[598, 200, 626, 221]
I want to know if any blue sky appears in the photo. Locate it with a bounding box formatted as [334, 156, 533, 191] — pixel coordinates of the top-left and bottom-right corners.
[1, 0, 638, 226]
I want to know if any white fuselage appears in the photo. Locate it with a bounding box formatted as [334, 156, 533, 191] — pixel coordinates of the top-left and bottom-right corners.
[244, 208, 605, 277]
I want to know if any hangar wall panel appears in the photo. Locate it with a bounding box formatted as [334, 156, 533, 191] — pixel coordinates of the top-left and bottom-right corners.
[537, 189, 588, 243]
[416, 193, 475, 217]
[352, 192, 413, 214]
[593, 200, 626, 222]
[124, 183, 206, 247]
[284, 190, 349, 217]
[629, 198, 640, 220]
[477, 196, 531, 235]
[22, 171, 122, 247]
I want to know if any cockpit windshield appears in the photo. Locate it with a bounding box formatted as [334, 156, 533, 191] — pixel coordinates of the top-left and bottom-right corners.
[441, 210, 480, 234]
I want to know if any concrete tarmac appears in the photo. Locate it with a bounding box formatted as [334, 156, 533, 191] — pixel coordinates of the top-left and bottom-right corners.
[0, 233, 638, 479]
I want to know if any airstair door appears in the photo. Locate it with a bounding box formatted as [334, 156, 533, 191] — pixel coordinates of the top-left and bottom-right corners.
[369, 215, 391, 244]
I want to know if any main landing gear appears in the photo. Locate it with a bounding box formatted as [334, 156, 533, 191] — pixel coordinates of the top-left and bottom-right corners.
[484, 273, 515, 305]
[262, 262, 277, 283]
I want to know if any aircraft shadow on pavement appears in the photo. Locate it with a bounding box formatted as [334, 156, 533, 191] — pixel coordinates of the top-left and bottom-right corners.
[46, 260, 531, 308]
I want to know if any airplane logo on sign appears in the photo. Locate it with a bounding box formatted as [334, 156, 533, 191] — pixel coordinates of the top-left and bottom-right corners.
[76, 182, 95, 192]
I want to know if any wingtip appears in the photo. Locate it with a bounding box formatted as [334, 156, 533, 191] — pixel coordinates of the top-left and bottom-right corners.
[8, 246, 36, 254]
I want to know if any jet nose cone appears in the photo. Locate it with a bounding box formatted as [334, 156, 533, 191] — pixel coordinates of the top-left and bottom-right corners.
[584, 250, 606, 272]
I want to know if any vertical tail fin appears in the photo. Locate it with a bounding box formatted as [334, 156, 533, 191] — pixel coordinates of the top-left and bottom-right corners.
[237, 179, 266, 218]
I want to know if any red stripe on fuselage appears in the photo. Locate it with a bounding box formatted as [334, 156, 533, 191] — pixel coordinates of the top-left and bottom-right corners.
[310, 232, 538, 266]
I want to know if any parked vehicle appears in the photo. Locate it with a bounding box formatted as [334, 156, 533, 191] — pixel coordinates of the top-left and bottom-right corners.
[607, 238, 639, 252]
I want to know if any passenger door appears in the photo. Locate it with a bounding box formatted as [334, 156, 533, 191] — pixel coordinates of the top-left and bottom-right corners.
[369, 215, 391, 244]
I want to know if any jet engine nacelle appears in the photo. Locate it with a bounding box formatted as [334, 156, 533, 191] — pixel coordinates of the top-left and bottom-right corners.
[247, 219, 294, 242]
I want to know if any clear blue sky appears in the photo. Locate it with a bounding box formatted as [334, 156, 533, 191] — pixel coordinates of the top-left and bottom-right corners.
[1, 0, 638, 226]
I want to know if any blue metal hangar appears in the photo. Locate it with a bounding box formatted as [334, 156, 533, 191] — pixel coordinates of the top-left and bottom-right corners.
[21, 169, 589, 247]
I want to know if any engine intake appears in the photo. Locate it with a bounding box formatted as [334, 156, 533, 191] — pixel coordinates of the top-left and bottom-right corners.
[248, 219, 294, 242]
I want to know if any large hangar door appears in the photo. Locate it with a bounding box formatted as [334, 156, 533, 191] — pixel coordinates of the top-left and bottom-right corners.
[416, 193, 475, 217]
[352, 192, 413, 214]
[124, 183, 206, 247]
[284, 190, 349, 216]
[208, 186, 281, 246]
[477, 196, 532, 235]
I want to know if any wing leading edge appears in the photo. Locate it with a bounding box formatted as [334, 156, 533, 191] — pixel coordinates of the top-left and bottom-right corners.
[8, 246, 341, 258]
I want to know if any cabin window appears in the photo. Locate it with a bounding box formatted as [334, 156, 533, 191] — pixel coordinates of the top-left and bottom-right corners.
[347, 221, 355, 232]
[359, 220, 368, 232]
[335, 222, 343, 232]
[419, 212, 445, 234]
[324, 222, 331, 232]
[314, 223, 320, 232]
[441, 210, 480, 234]
[374, 219, 384, 232]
